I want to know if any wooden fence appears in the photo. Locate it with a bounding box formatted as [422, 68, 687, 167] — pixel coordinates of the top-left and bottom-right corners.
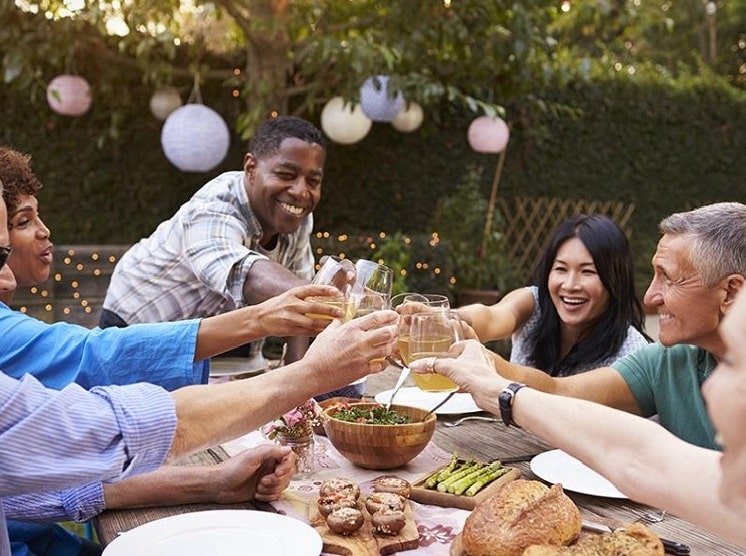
[496, 196, 635, 281]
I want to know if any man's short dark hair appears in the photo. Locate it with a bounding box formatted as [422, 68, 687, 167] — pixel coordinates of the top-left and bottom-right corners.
[249, 116, 326, 159]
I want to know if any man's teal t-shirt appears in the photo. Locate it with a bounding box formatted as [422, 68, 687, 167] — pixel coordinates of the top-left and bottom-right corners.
[612, 343, 718, 450]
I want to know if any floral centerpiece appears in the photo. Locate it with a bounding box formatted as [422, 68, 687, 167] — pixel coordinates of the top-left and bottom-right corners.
[261, 399, 322, 477]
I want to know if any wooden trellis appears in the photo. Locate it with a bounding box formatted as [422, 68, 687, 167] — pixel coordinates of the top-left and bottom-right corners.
[494, 196, 635, 282]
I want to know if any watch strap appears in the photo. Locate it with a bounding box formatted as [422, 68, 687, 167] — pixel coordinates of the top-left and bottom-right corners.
[498, 382, 526, 428]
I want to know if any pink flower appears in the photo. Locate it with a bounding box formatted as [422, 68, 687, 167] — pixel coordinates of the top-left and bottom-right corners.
[283, 409, 304, 427]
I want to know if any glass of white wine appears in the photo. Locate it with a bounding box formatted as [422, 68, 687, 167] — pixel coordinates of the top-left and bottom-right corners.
[350, 260, 394, 313]
[392, 293, 450, 368]
[306, 256, 356, 321]
[408, 312, 464, 392]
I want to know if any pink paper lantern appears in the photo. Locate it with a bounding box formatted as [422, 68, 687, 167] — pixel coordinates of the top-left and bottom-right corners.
[467, 116, 510, 153]
[46, 75, 92, 117]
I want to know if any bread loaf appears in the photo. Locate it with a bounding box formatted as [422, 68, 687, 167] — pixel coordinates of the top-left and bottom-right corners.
[461, 480, 581, 556]
[522, 522, 664, 555]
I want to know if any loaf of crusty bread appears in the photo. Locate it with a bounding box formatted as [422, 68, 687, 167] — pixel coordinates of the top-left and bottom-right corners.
[522, 522, 664, 555]
[461, 480, 581, 556]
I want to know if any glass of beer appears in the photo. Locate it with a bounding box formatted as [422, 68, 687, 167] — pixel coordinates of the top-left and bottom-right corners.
[408, 312, 464, 392]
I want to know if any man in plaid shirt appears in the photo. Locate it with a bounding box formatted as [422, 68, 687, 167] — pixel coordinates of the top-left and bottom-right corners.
[101, 116, 325, 363]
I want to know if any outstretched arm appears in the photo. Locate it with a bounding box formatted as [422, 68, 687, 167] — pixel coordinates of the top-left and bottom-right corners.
[410, 342, 743, 546]
[455, 287, 535, 342]
[194, 284, 342, 361]
[170, 310, 398, 456]
[485, 348, 641, 414]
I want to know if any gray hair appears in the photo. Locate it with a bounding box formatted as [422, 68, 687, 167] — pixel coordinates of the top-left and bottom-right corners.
[659, 202, 746, 286]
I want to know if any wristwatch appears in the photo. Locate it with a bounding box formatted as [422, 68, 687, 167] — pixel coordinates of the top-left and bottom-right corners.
[498, 382, 527, 428]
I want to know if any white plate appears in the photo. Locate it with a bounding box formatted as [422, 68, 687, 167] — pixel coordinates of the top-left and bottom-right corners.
[530, 449, 627, 499]
[209, 354, 268, 377]
[374, 387, 481, 415]
[103, 510, 322, 556]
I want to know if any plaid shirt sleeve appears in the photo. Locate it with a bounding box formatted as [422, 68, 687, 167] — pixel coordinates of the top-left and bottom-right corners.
[181, 201, 268, 306]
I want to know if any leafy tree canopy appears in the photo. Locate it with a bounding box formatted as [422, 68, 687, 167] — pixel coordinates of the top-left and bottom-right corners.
[1, 0, 742, 142]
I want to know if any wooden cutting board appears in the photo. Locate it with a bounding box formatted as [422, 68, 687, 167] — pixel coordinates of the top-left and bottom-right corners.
[308, 498, 419, 555]
[410, 465, 521, 510]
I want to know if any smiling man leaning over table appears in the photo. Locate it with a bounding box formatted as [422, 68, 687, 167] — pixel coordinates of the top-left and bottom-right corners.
[100, 115, 325, 368]
[463, 201, 746, 450]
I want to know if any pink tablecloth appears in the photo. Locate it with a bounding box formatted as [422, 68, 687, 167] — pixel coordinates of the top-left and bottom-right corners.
[222, 431, 470, 555]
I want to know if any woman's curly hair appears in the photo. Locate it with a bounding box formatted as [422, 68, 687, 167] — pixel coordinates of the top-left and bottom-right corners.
[0, 147, 43, 215]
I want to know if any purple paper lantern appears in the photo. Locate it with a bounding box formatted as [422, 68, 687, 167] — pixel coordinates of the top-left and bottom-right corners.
[467, 116, 510, 153]
[359, 75, 405, 122]
[161, 104, 230, 173]
[46, 75, 92, 117]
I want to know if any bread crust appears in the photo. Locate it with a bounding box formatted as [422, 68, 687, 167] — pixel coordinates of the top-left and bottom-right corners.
[522, 522, 664, 555]
[462, 480, 581, 556]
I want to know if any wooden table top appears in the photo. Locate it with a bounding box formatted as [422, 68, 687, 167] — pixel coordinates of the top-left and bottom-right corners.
[94, 366, 742, 554]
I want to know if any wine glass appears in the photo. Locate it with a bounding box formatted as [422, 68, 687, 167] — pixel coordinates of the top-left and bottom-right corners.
[408, 312, 464, 392]
[350, 259, 394, 317]
[391, 293, 450, 368]
[306, 256, 356, 321]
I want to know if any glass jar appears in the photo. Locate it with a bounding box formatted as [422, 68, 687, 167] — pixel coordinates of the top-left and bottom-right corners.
[276, 432, 315, 478]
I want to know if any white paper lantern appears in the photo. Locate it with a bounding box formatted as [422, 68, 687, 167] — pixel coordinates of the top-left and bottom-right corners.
[161, 104, 230, 172]
[391, 102, 424, 133]
[149, 87, 183, 121]
[359, 75, 405, 122]
[320, 97, 372, 145]
[467, 116, 510, 153]
[46, 75, 92, 117]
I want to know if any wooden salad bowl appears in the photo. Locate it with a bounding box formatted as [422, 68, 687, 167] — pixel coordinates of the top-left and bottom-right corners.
[322, 402, 436, 470]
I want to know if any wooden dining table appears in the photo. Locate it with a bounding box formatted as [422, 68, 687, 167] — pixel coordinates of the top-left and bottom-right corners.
[94, 366, 742, 554]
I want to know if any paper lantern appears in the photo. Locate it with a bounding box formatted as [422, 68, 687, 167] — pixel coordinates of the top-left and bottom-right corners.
[392, 102, 424, 133]
[161, 104, 230, 172]
[320, 97, 372, 145]
[467, 116, 510, 153]
[149, 87, 182, 121]
[359, 75, 405, 122]
[46, 75, 92, 117]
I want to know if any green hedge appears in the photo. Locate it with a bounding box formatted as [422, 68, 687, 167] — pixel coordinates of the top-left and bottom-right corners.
[1, 71, 744, 291]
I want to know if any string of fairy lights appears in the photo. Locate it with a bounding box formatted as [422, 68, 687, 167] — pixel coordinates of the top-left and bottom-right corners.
[14, 233, 457, 322]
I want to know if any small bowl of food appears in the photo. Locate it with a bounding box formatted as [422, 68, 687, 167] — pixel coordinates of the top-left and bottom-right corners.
[322, 402, 436, 470]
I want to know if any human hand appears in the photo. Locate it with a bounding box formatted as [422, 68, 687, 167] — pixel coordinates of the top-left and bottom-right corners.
[409, 340, 508, 411]
[211, 444, 297, 504]
[253, 284, 349, 337]
[304, 310, 399, 385]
